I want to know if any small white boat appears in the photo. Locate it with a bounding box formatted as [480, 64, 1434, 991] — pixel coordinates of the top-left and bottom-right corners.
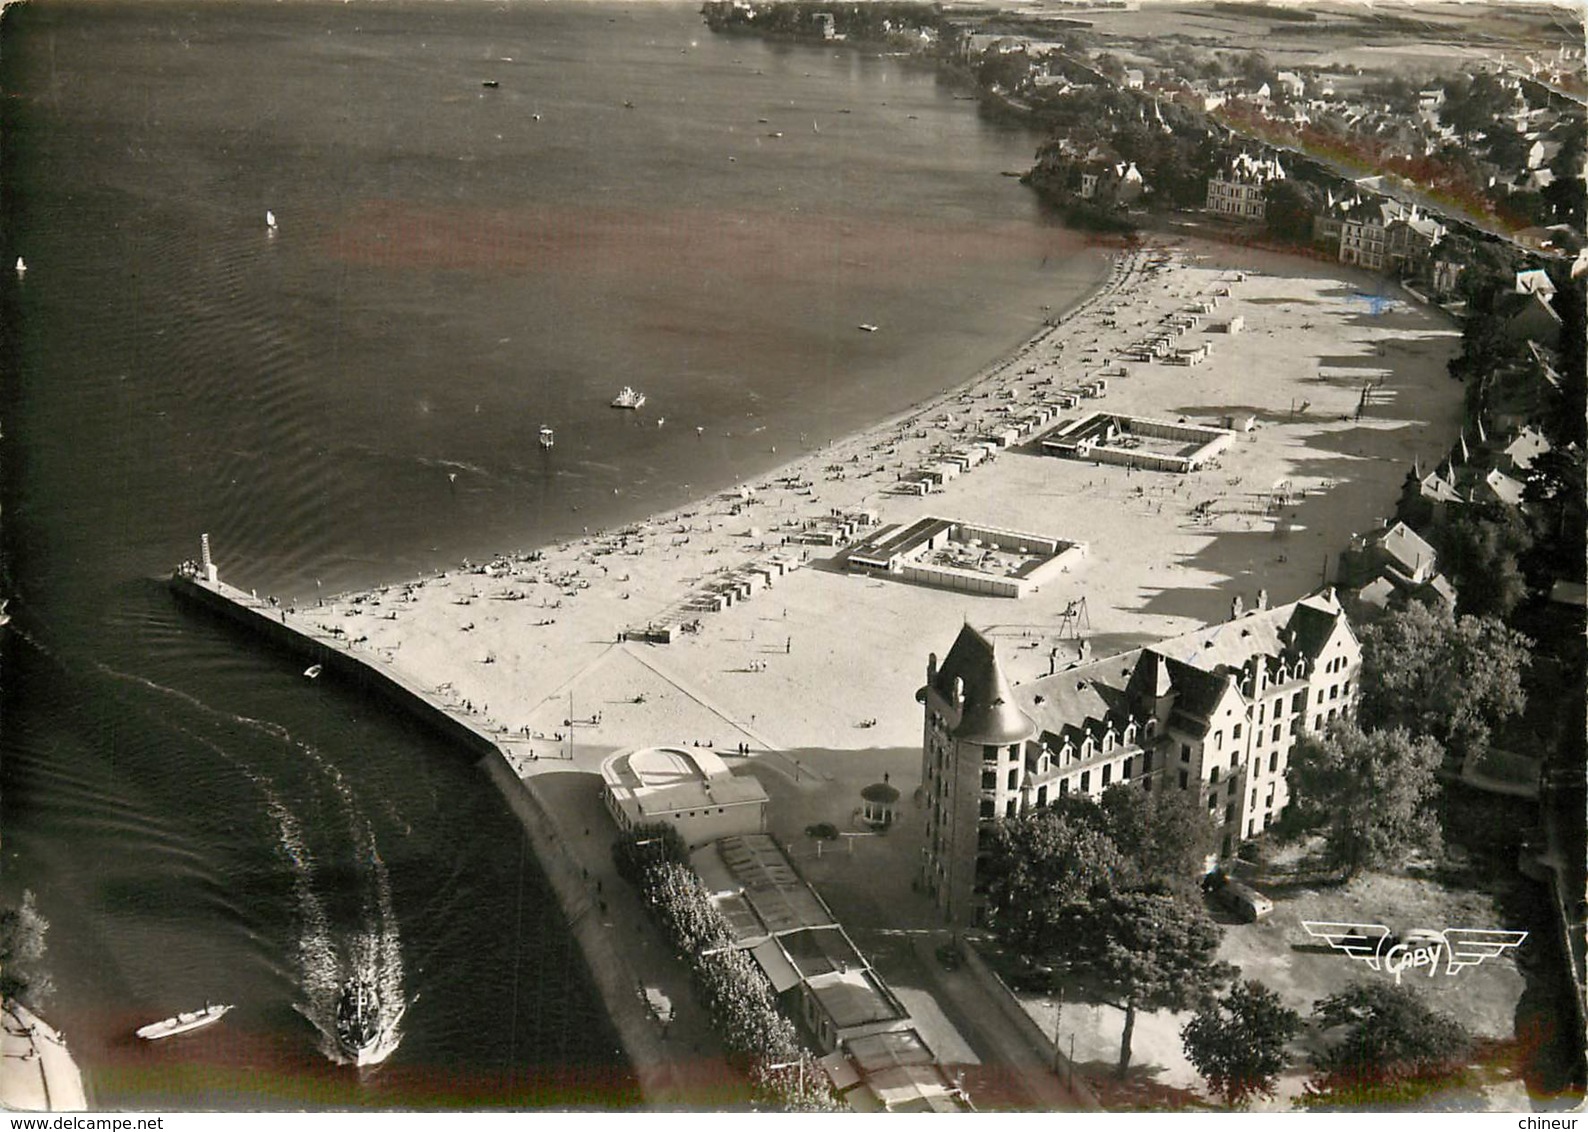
[14, 257, 25, 277]
[304, 664, 323, 679]
[136, 1003, 233, 1041]
[611, 386, 646, 410]
[266, 210, 277, 231]
[539, 426, 555, 449]
[858, 323, 879, 333]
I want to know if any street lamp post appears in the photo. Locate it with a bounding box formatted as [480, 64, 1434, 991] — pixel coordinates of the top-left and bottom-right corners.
[1052, 986, 1064, 1073]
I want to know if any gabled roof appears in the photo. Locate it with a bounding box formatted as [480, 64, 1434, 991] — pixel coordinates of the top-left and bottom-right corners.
[1020, 651, 1139, 746]
[1496, 289, 1562, 328]
[1478, 468, 1526, 507]
[1420, 573, 1458, 607]
[1516, 268, 1557, 296]
[1503, 426, 1551, 471]
[1369, 521, 1437, 577]
[1160, 657, 1234, 726]
[934, 624, 1037, 746]
[1285, 596, 1347, 660]
[1420, 470, 1464, 503]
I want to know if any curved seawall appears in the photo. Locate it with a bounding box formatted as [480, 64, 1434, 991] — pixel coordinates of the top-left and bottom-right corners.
[167, 569, 686, 1105]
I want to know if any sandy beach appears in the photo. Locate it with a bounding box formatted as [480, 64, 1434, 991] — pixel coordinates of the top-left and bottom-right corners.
[297, 235, 1462, 781]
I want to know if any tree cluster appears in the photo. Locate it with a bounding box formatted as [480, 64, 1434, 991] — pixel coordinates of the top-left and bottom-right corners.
[981, 786, 1227, 1075]
[1357, 601, 1531, 767]
[1300, 981, 1477, 1109]
[1285, 723, 1445, 879]
[0, 892, 52, 1009]
[615, 827, 837, 1111]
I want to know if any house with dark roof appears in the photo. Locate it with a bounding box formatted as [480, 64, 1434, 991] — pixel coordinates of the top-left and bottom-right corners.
[1496, 289, 1563, 349]
[916, 591, 1362, 924]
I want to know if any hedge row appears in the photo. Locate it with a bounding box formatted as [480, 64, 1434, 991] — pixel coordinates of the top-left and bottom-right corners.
[620, 828, 839, 1111]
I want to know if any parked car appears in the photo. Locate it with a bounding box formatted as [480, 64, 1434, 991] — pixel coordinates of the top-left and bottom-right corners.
[1216, 878, 1273, 922]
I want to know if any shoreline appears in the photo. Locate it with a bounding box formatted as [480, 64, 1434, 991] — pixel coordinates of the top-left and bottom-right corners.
[293, 232, 1464, 765]
[303, 241, 1125, 610]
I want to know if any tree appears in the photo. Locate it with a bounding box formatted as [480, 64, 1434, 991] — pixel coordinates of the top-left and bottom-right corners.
[1182, 980, 1302, 1108]
[1434, 504, 1534, 619]
[1358, 602, 1531, 765]
[1098, 782, 1215, 893]
[643, 861, 730, 954]
[1059, 888, 1229, 1076]
[612, 821, 687, 886]
[0, 892, 52, 1008]
[1286, 722, 1444, 879]
[1523, 445, 1587, 579]
[981, 804, 1126, 955]
[1300, 981, 1476, 1109]
[1440, 72, 1511, 140]
[1264, 178, 1321, 242]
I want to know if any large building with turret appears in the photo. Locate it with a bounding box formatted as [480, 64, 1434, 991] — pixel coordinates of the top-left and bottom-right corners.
[916, 589, 1362, 924]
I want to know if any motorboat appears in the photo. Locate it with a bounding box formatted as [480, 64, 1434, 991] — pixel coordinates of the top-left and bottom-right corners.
[304, 664, 323, 679]
[481, 79, 499, 88]
[611, 387, 646, 410]
[266, 211, 277, 231]
[13, 258, 25, 277]
[539, 426, 555, 449]
[335, 979, 394, 1066]
[858, 323, 879, 333]
[136, 1003, 232, 1040]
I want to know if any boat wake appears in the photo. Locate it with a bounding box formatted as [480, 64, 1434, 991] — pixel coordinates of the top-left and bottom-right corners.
[90, 662, 406, 1065]
[285, 746, 406, 1067]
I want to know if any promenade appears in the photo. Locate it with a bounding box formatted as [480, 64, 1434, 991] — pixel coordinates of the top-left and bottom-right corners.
[0, 1002, 87, 1112]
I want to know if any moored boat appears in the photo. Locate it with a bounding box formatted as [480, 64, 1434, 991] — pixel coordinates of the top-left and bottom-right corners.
[136, 1003, 232, 1040]
[610, 386, 646, 410]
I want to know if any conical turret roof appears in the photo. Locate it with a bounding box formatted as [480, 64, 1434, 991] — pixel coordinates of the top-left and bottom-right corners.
[935, 625, 1037, 747]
